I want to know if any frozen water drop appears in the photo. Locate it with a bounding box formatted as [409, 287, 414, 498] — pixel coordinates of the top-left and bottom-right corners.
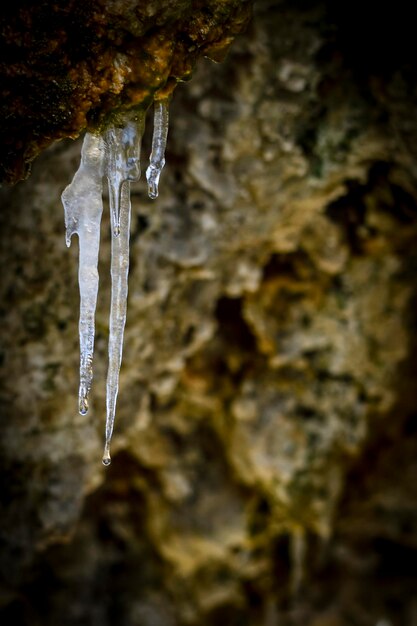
[79, 392, 88, 416]
[102, 442, 111, 466]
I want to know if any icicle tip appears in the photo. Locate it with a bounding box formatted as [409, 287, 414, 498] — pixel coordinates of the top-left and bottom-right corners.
[79, 394, 89, 416]
[146, 164, 164, 199]
[102, 441, 112, 466]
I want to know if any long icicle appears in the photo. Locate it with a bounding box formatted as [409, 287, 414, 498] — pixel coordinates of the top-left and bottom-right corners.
[102, 114, 145, 466]
[62, 133, 105, 416]
[102, 181, 131, 465]
[146, 99, 169, 199]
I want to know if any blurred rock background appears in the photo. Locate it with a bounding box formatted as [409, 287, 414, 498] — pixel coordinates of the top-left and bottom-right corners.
[1, 1, 417, 624]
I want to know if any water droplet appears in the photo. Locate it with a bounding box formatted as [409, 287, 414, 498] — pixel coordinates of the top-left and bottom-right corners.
[79, 394, 88, 415]
[102, 442, 111, 466]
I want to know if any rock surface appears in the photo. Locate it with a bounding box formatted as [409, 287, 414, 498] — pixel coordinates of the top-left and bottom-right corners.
[0, 0, 251, 183]
[1, 1, 417, 625]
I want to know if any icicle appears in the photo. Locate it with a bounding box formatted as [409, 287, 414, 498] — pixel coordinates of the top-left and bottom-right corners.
[63, 99, 168, 466]
[146, 99, 169, 199]
[105, 111, 145, 236]
[102, 118, 145, 466]
[61, 133, 105, 416]
[102, 182, 132, 466]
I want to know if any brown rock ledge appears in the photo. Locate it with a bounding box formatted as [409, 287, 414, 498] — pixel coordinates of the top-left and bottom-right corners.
[0, 0, 252, 184]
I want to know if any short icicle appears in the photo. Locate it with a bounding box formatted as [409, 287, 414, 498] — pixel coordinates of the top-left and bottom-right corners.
[61, 133, 105, 416]
[102, 115, 145, 466]
[146, 99, 169, 199]
[105, 111, 145, 236]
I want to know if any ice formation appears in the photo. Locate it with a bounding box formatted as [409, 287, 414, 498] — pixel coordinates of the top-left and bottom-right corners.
[62, 100, 169, 466]
[146, 100, 169, 199]
[105, 111, 145, 236]
[62, 133, 105, 417]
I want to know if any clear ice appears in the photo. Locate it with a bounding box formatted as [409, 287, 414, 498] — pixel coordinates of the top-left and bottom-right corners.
[105, 111, 145, 236]
[62, 99, 169, 466]
[146, 100, 169, 199]
[62, 133, 105, 416]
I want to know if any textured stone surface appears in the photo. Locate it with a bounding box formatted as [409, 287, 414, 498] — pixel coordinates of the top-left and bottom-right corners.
[1, 1, 417, 625]
[0, 0, 251, 183]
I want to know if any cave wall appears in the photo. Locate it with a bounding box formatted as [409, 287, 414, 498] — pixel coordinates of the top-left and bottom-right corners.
[1, 1, 417, 625]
